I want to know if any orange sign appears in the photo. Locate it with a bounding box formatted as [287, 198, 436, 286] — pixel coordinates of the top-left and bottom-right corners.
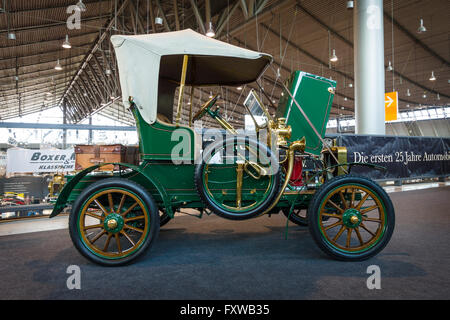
[385, 91, 398, 121]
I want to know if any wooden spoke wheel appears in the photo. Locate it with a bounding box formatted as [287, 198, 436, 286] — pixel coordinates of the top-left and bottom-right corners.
[159, 209, 171, 227]
[69, 178, 159, 266]
[282, 204, 330, 226]
[282, 207, 308, 226]
[307, 175, 395, 261]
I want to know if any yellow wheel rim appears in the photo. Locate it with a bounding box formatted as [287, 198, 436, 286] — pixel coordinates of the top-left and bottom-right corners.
[78, 189, 149, 259]
[318, 184, 386, 253]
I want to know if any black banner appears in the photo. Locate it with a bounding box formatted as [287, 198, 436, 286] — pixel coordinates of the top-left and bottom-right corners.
[0, 176, 50, 200]
[332, 134, 450, 180]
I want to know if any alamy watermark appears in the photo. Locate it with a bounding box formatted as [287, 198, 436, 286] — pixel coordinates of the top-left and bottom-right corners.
[366, 265, 381, 290]
[170, 128, 280, 174]
[66, 265, 81, 290]
[66, 5, 82, 30]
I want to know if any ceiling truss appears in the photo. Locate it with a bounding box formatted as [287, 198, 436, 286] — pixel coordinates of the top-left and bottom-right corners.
[0, 0, 448, 128]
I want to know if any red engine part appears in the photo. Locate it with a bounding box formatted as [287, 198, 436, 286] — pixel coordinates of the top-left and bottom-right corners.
[289, 156, 304, 186]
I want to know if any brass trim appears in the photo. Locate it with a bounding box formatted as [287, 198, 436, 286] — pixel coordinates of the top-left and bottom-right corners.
[350, 215, 359, 224]
[214, 114, 238, 134]
[260, 138, 306, 215]
[235, 161, 244, 208]
[188, 86, 194, 127]
[175, 55, 189, 126]
[243, 160, 268, 180]
[107, 219, 118, 229]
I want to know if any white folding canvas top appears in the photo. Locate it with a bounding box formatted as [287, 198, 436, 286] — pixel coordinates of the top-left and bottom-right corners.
[111, 29, 272, 124]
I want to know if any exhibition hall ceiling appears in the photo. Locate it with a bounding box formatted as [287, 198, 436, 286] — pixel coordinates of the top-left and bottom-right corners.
[0, 0, 448, 127]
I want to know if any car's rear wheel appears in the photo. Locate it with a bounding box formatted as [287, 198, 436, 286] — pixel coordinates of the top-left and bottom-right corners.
[282, 207, 308, 226]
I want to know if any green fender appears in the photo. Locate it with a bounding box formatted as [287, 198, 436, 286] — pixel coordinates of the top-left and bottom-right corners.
[49, 162, 173, 218]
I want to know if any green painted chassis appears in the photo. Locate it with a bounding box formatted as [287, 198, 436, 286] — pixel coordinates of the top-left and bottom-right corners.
[49, 117, 359, 220]
[50, 159, 319, 219]
[50, 104, 317, 219]
[50, 70, 374, 219]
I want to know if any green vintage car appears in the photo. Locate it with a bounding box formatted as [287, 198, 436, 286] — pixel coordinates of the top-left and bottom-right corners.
[50, 29, 394, 266]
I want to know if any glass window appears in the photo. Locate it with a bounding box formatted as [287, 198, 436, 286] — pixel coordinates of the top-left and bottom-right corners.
[243, 90, 268, 128]
[445, 107, 450, 117]
[327, 119, 337, 128]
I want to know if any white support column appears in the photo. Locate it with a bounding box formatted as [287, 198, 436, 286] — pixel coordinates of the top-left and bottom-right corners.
[62, 100, 67, 149]
[354, 0, 386, 134]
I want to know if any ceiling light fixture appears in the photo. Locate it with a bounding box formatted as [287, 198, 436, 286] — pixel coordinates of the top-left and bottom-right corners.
[429, 71, 436, 81]
[329, 49, 338, 62]
[206, 22, 215, 38]
[54, 59, 63, 71]
[236, 86, 242, 91]
[422, 92, 427, 99]
[346, 1, 354, 9]
[75, 0, 87, 12]
[406, 88, 411, 97]
[62, 34, 71, 49]
[417, 18, 426, 33]
[7, 32, 16, 40]
[386, 61, 393, 72]
[155, 17, 163, 25]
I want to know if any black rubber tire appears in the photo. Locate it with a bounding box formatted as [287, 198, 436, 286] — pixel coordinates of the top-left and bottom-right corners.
[307, 174, 395, 261]
[159, 210, 171, 227]
[195, 137, 281, 220]
[69, 178, 160, 266]
[282, 207, 309, 226]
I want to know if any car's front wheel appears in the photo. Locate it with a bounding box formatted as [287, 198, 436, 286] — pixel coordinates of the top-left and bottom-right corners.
[69, 178, 159, 266]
